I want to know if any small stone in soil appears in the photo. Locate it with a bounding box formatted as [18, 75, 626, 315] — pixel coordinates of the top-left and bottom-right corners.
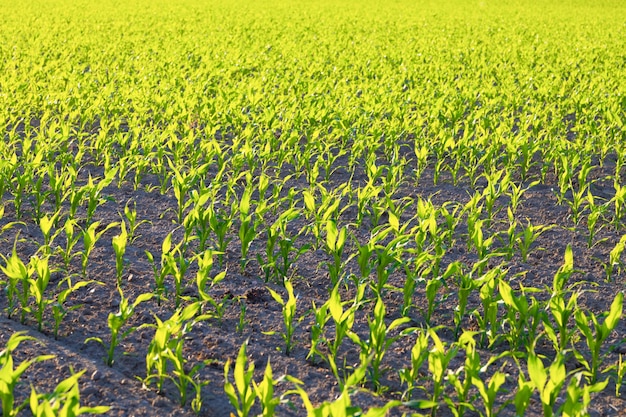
[82, 384, 99, 396]
[152, 397, 170, 408]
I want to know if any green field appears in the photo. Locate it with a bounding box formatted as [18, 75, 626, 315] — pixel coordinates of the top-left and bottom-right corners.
[1, 0, 626, 415]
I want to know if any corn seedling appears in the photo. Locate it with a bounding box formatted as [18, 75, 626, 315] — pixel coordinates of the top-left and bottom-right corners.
[517, 222, 552, 263]
[1, 240, 33, 323]
[266, 279, 298, 355]
[111, 221, 128, 285]
[27, 255, 54, 332]
[85, 287, 153, 366]
[58, 219, 81, 272]
[427, 329, 459, 417]
[527, 352, 569, 417]
[443, 332, 482, 417]
[399, 330, 430, 401]
[574, 292, 623, 384]
[238, 185, 257, 271]
[195, 250, 228, 321]
[560, 371, 609, 417]
[143, 302, 206, 397]
[605, 234, 626, 281]
[29, 370, 110, 417]
[224, 341, 256, 417]
[325, 219, 347, 286]
[122, 200, 150, 243]
[1, 332, 54, 417]
[472, 268, 503, 348]
[498, 279, 543, 351]
[348, 296, 411, 390]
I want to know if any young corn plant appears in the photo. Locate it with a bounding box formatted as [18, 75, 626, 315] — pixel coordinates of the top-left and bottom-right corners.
[604, 234, 626, 281]
[471, 371, 508, 417]
[302, 185, 348, 248]
[566, 182, 589, 227]
[291, 362, 401, 417]
[259, 208, 305, 284]
[574, 291, 623, 384]
[355, 182, 383, 227]
[27, 255, 54, 332]
[28, 370, 110, 417]
[143, 302, 207, 404]
[472, 268, 503, 348]
[348, 296, 411, 391]
[67, 187, 86, 221]
[450, 262, 478, 338]
[469, 219, 496, 269]
[610, 354, 626, 397]
[371, 229, 408, 296]
[208, 203, 234, 266]
[544, 289, 580, 356]
[37, 210, 62, 256]
[422, 269, 445, 327]
[1, 241, 33, 323]
[238, 185, 256, 271]
[184, 189, 228, 253]
[506, 179, 539, 215]
[351, 236, 374, 288]
[513, 371, 534, 417]
[266, 279, 298, 355]
[517, 221, 553, 263]
[111, 221, 128, 285]
[402, 251, 432, 318]
[527, 352, 569, 417]
[443, 331, 482, 417]
[122, 200, 150, 243]
[498, 279, 543, 351]
[612, 181, 626, 230]
[168, 157, 200, 223]
[559, 371, 610, 417]
[440, 201, 463, 246]
[224, 341, 256, 417]
[195, 249, 228, 322]
[83, 169, 117, 225]
[427, 329, 459, 417]
[414, 144, 429, 184]
[163, 238, 192, 308]
[145, 232, 177, 306]
[324, 219, 347, 286]
[398, 330, 430, 401]
[555, 155, 575, 205]
[58, 219, 81, 272]
[1, 331, 54, 417]
[481, 169, 509, 227]
[307, 283, 366, 387]
[253, 359, 298, 417]
[86, 287, 153, 366]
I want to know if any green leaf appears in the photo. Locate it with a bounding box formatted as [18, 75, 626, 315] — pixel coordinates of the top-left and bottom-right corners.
[527, 354, 547, 391]
[388, 212, 399, 231]
[604, 292, 623, 332]
[303, 190, 315, 212]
